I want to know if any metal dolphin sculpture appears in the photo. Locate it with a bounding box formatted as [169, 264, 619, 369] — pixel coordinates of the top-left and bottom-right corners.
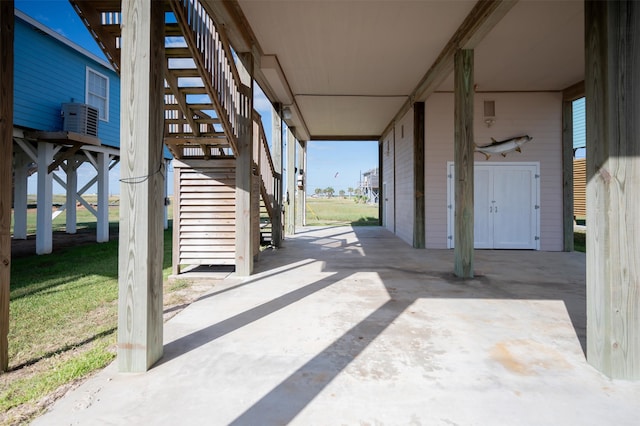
[474, 135, 533, 160]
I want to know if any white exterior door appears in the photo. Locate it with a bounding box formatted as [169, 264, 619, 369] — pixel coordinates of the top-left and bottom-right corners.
[447, 162, 539, 249]
[473, 167, 493, 248]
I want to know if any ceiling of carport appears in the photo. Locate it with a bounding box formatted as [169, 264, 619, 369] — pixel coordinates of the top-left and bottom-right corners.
[438, 1, 584, 92]
[225, 0, 584, 140]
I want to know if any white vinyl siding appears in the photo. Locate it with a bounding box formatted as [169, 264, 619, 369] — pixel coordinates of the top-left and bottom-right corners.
[381, 130, 395, 232]
[86, 67, 109, 121]
[393, 109, 414, 246]
[424, 92, 563, 251]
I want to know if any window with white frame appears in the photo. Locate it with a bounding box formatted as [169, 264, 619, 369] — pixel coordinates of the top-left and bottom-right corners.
[86, 67, 109, 121]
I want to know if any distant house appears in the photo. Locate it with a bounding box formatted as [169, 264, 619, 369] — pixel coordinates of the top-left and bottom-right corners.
[11, 10, 164, 254]
[361, 168, 379, 204]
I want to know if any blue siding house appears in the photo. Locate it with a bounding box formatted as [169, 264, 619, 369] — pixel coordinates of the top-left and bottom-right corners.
[11, 10, 132, 253]
[14, 10, 120, 148]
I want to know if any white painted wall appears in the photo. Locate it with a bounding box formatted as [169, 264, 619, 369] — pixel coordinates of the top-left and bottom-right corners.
[424, 92, 563, 251]
[393, 108, 415, 246]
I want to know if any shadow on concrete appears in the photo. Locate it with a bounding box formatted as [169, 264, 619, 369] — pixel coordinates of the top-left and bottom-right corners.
[158, 271, 349, 366]
[229, 298, 411, 425]
[156, 225, 586, 424]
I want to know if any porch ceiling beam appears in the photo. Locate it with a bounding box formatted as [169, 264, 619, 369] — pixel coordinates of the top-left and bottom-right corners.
[563, 80, 585, 102]
[201, 1, 313, 141]
[310, 135, 381, 142]
[383, 0, 517, 139]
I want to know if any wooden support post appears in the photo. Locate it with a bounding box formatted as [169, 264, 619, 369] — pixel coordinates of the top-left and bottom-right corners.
[13, 150, 28, 240]
[164, 159, 169, 230]
[96, 152, 109, 243]
[378, 141, 383, 226]
[271, 104, 283, 247]
[453, 49, 474, 278]
[235, 89, 254, 276]
[117, 0, 165, 372]
[36, 141, 54, 255]
[413, 102, 425, 248]
[585, 0, 640, 380]
[393, 126, 397, 234]
[296, 140, 305, 227]
[561, 100, 574, 251]
[235, 52, 254, 276]
[0, 0, 14, 373]
[66, 157, 78, 235]
[285, 129, 296, 236]
[235, 125, 253, 275]
[302, 142, 307, 226]
[172, 166, 181, 276]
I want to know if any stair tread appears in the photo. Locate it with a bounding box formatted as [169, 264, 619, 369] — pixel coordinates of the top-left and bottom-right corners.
[168, 69, 202, 77]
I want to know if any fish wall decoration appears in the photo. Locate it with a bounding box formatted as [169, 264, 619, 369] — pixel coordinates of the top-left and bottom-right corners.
[474, 135, 533, 160]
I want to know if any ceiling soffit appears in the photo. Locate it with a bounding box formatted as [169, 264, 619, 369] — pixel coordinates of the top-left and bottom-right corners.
[209, 1, 585, 140]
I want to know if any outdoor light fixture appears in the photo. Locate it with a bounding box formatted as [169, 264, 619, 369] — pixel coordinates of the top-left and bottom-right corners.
[484, 100, 496, 127]
[282, 106, 292, 120]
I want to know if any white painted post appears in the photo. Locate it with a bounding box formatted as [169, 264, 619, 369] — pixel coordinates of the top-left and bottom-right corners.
[36, 141, 53, 255]
[65, 157, 78, 235]
[96, 152, 109, 242]
[13, 149, 29, 240]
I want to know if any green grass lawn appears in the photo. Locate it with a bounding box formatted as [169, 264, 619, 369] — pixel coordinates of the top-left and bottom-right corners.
[11, 195, 171, 236]
[2, 197, 584, 423]
[306, 197, 379, 226]
[574, 232, 586, 253]
[1, 223, 175, 425]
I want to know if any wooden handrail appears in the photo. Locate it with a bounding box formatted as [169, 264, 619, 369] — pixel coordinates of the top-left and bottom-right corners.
[252, 111, 280, 222]
[170, 0, 247, 153]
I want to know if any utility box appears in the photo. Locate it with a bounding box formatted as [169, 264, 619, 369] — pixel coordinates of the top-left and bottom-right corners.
[62, 103, 99, 137]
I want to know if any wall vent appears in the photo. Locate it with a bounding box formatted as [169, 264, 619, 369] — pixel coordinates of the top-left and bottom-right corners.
[62, 103, 99, 137]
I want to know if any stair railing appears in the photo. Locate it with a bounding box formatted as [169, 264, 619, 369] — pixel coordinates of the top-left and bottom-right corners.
[253, 111, 280, 222]
[170, 0, 248, 154]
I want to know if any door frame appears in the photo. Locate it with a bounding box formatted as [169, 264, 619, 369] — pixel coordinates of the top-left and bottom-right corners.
[447, 161, 540, 250]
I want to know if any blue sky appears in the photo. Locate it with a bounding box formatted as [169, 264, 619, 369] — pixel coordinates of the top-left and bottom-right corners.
[16, 0, 379, 195]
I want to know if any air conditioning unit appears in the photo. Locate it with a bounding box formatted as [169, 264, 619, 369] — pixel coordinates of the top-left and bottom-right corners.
[62, 103, 99, 137]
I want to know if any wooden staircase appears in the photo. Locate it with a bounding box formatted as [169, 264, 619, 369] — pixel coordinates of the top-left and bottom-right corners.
[71, 0, 281, 272]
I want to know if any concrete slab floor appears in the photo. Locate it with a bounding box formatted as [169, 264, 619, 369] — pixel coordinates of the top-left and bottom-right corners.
[34, 226, 640, 425]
